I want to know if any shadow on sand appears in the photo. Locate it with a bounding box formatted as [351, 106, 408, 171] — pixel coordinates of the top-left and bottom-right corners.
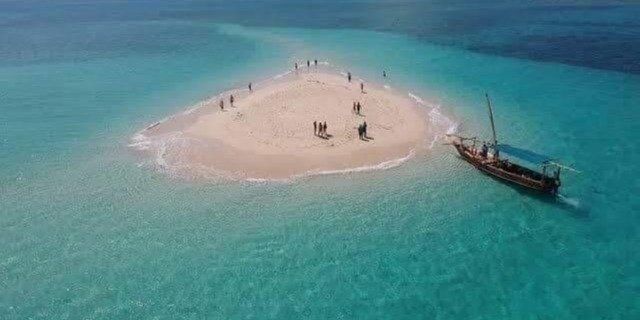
[360, 135, 374, 142]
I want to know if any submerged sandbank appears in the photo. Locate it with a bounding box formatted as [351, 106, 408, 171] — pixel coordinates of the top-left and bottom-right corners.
[132, 67, 447, 180]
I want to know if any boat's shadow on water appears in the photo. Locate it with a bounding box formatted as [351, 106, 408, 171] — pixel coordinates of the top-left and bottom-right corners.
[504, 182, 590, 218]
[464, 159, 590, 218]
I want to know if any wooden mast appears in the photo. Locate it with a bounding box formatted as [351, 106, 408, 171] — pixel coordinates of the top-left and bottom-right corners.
[485, 93, 498, 158]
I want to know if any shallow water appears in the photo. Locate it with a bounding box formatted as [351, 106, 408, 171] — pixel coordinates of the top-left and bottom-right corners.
[1, 1, 639, 319]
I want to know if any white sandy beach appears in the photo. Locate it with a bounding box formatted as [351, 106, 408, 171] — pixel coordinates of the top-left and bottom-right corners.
[138, 69, 433, 180]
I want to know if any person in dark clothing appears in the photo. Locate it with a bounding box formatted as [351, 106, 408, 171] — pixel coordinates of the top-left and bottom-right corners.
[314, 59, 318, 66]
[481, 143, 488, 158]
[248, 83, 252, 91]
[295, 62, 298, 72]
[230, 94, 234, 107]
[358, 124, 363, 140]
[347, 72, 352, 82]
[356, 102, 361, 115]
[360, 82, 364, 93]
[219, 99, 224, 111]
[363, 121, 368, 138]
[383, 70, 386, 78]
[323, 122, 327, 137]
[313, 121, 317, 136]
[353, 102, 357, 114]
[307, 60, 310, 68]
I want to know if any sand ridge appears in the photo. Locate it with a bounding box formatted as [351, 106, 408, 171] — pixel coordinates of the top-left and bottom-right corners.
[138, 69, 434, 180]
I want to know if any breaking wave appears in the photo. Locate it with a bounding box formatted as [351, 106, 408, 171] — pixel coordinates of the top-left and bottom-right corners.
[243, 150, 416, 183]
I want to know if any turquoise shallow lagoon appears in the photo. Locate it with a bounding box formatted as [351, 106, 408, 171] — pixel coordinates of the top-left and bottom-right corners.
[1, 2, 639, 319]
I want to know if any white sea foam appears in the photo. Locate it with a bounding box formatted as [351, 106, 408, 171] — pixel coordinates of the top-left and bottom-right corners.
[383, 85, 391, 90]
[129, 130, 189, 170]
[428, 135, 440, 149]
[405, 89, 458, 141]
[447, 123, 460, 135]
[408, 92, 425, 105]
[314, 150, 415, 175]
[155, 139, 168, 168]
[131, 132, 147, 142]
[273, 70, 292, 79]
[183, 103, 204, 115]
[128, 132, 152, 151]
[242, 150, 416, 183]
[153, 133, 188, 168]
[406, 92, 458, 147]
[244, 177, 292, 184]
[184, 107, 197, 115]
[558, 194, 581, 209]
[146, 122, 161, 130]
[428, 108, 456, 132]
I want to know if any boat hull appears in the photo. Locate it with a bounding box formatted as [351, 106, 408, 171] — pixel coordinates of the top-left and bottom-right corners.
[453, 143, 559, 195]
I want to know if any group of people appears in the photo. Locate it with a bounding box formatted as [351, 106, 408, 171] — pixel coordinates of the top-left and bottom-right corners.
[295, 59, 319, 72]
[313, 121, 329, 138]
[357, 121, 368, 140]
[219, 94, 235, 111]
[216, 63, 384, 143]
[352, 101, 364, 115]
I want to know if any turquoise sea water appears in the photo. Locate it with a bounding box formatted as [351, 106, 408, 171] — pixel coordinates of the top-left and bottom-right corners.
[1, 1, 639, 319]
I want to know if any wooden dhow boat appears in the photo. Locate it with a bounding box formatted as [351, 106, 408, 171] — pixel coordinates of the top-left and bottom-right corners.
[447, 94, 578, 195]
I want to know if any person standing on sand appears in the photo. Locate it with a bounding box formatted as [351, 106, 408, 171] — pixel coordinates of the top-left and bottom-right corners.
[347, 72, 352, 82]
[363, 121, 368, 138]
[353, 102, 357, 114]
[313, 121, 317, 136]
[314, 59, 318, 67]
[230, 94, 234, 107]
[358, 124, 363, 140]
[219, 99, 224, 111]
[295, 62, 298, 73]
[323, 122, 327, 138]
[307, 60, 310, 68]
[356, 102, 361, 115]
[248, 83, 252, 92]
[360, 82, 364, 93]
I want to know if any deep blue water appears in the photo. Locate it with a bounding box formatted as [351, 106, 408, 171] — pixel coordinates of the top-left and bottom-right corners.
[1, 1, 639, 319]
[4, 1, 640, 74]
